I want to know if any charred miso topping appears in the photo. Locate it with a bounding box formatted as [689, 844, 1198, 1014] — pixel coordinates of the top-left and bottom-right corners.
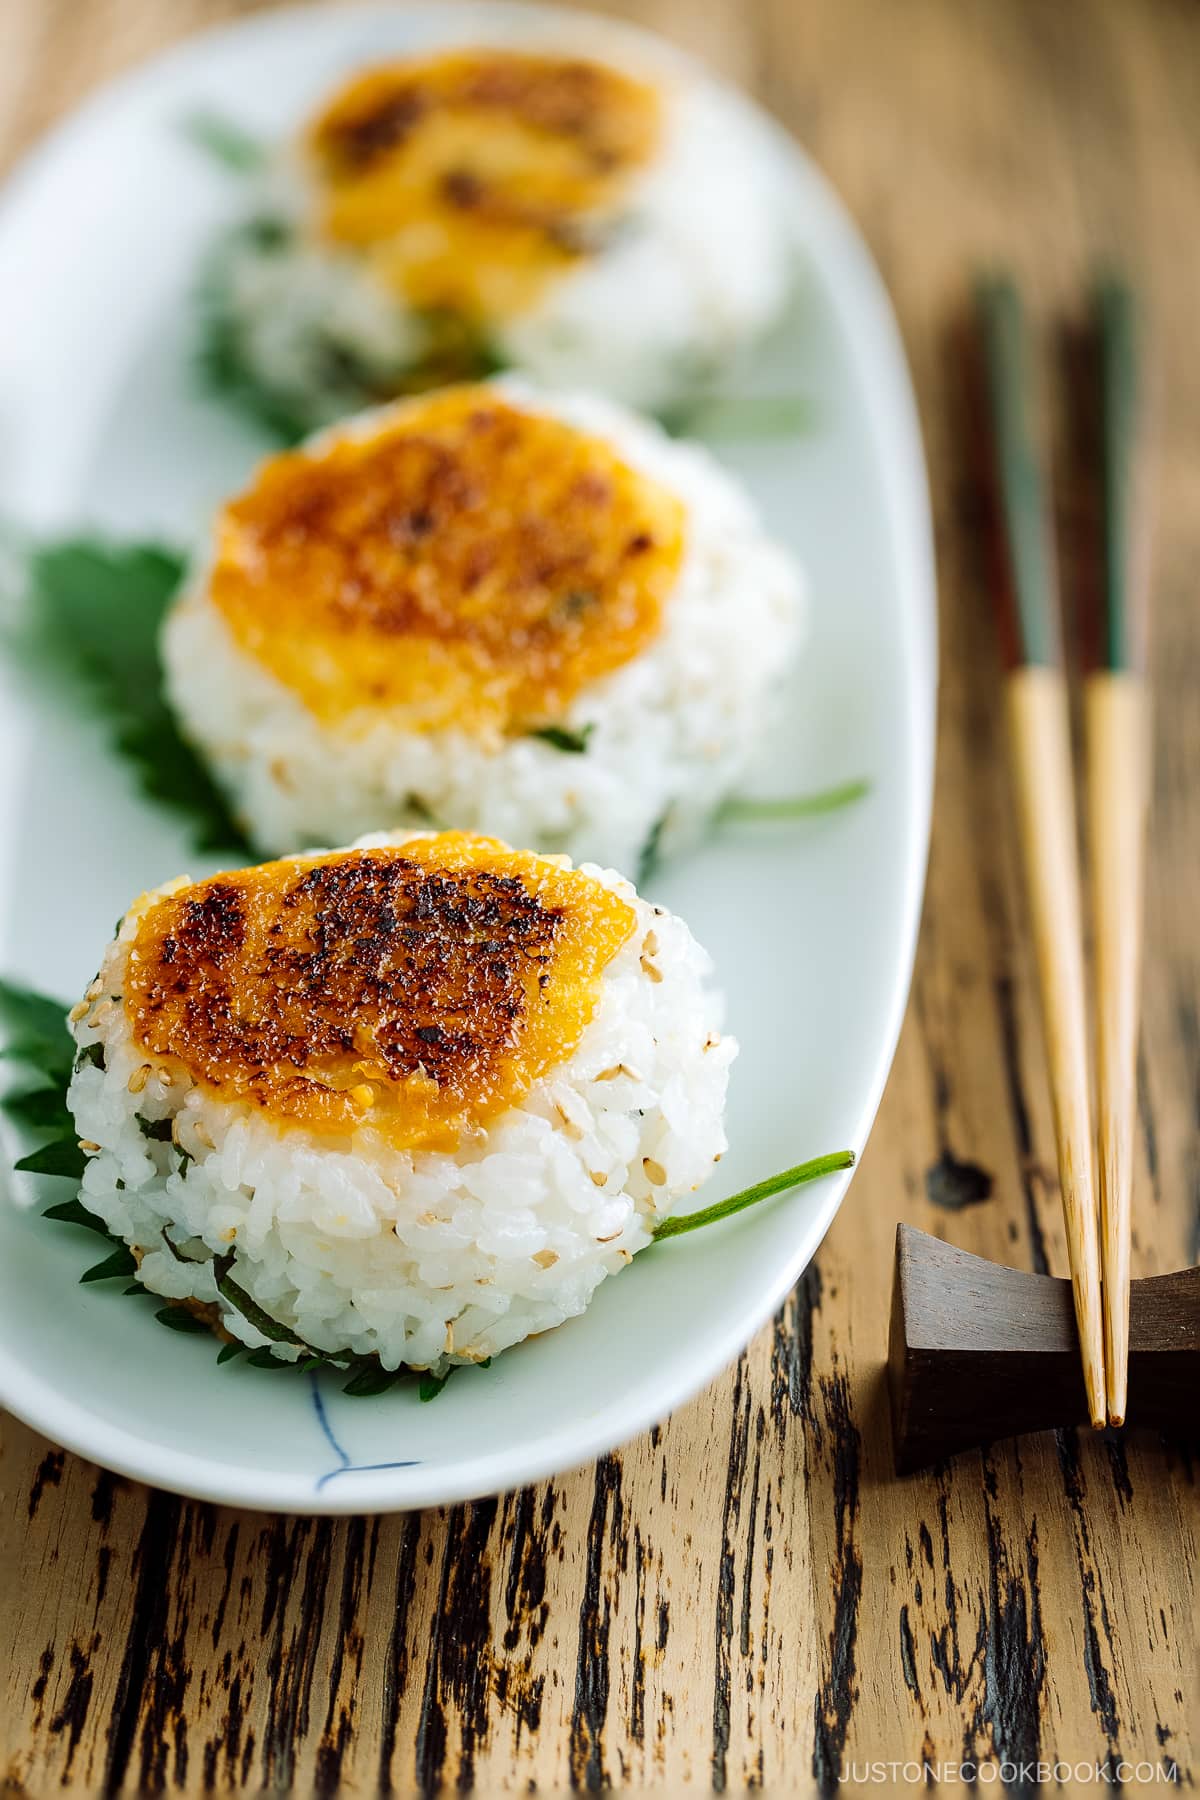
[307, 49, 662, 318]
[207, 386, 686, 739]
[122, 834, 635, 1150]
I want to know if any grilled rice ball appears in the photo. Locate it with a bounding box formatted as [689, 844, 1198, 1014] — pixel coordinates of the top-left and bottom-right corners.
[163, 379, 803, 871]
[67, 831, 734, 1372]
[203, 41, 792, 428]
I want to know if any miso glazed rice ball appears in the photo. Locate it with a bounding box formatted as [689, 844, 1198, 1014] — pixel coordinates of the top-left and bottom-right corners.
[66, 832, 736, 1374]
[163, 379, 804, 872]
[205, 41, 792, 429]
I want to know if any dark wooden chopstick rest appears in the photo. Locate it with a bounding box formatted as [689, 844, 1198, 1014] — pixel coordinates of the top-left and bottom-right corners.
[888, 1225, 1199, 1474]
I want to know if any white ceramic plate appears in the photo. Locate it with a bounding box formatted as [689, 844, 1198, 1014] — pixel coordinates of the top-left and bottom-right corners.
[0, 3, 935, 1513]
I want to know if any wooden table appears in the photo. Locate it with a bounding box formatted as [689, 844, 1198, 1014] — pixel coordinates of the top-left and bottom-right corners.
[1, 1, 1196, 1791]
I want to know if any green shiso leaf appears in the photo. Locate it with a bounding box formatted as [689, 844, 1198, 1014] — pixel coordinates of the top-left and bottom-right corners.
[650, 1150, 855, 1243]
[80, 1245, 138, 1283]
[15, 1138, 87, 1180]
[195, 298, 315, 446]
[0, 977, 73, 1082]
[20, 542, 252, 855]
[155, 1305, 211, 1334]
[722, 778, 871, 823]
[1, 1037, 65, 1070]
[0, 978, 69, 1048]
[42, 1198, 117, 1239]
[181, 109, 265, 173]
[342, 1364, 401, 1398]
[419, 1370, 451, 1403]
[529, 723, 594, 754]
[214, 1252, 353, 1368]
[30, 541, 183, 708]
[216, 1342, 246, 1365]
[1, 1084, 73, 1133]
[213, 1256, 303, 1346]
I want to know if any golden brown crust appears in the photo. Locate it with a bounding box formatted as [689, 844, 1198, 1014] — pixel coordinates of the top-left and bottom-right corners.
[207, 386, 686, 739]
[122, 834, 635, 1151]
[306, 49, 663, 319]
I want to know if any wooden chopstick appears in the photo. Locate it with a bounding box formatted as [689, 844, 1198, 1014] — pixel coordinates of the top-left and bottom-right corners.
[972, 276, 1107, 1428]
[1086, 278, 1150, 1426]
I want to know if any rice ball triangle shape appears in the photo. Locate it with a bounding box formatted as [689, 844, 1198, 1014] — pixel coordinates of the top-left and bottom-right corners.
[206, 39, 793, 425]
[163, 378, 805, 870]
[66, 831, 736, 1374]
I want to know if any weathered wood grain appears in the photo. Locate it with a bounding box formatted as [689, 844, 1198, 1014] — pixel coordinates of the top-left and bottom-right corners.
[1, 0, 1197, 1792]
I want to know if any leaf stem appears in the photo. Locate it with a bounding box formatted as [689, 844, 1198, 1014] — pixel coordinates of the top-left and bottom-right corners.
[722, 779, 870, 822]
[658, 393, 812, 440]
[181, 110, 265, 172]
[650, 1149, 855, 1242]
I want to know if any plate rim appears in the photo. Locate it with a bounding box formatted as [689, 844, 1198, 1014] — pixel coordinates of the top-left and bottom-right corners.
[0, 0, 937, 1513]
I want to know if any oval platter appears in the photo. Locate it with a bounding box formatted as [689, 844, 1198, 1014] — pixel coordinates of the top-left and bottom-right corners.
[0, 2, 935, 1513]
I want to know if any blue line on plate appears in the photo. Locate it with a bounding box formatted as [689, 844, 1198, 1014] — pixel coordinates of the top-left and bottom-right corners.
[310, 1370, 420, 1491]
[310, 1372, 350, 1470]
